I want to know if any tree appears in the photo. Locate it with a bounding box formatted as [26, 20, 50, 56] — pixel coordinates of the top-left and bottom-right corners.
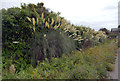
[99, 28, 110, 35]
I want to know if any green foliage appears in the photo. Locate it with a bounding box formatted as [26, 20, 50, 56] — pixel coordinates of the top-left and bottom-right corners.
[2, 42, 31, 72]
[2, 2, 65, 70]
[46, 30, 76, 56]
[70, 64, 98, 79]
[109, 34, 117, 38]
[2, 39, 118, 79]
[74, 26, 107, 48]
[106, 63, 115, 71]
[99, 28, 110, 35]
[2, 6, 33, 71]
[2, 2, 114, 79]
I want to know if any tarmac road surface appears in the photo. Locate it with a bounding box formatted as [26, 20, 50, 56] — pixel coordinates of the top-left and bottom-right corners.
[107, 48, 119, 80]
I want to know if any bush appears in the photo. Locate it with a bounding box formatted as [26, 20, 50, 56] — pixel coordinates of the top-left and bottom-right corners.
[106, 63, 115, 72]
[2, 42, 31, 72]
[70, 64, 98, 79]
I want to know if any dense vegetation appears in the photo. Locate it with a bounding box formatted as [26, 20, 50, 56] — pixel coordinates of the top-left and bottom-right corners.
[2, 39, 118, 79]
[1, 2, 118, 79]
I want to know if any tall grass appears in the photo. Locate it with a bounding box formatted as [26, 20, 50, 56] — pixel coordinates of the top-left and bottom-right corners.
[2, 39, 118, 79]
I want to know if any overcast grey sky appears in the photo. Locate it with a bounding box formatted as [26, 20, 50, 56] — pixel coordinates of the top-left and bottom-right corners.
[1, 0, 119, 31]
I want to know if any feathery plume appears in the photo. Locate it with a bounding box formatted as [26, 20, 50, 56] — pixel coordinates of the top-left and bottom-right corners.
[41, 12, 44, 20]
[43, 19, 45, 24]
[27, 17, 31, 22]
[51, 18, 54, 26]
[32, 18, 35, 26]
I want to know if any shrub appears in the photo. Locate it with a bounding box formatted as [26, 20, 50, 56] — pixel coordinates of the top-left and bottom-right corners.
[70, 64, 98, 79]
[106, 63, 115, 72]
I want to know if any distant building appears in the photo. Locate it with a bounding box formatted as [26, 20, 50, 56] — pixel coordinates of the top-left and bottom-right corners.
[111, 28, 119, 33]
[110, 28, 120, 38]
[111, 28, 120, 34]
[110, 27, 120, 38]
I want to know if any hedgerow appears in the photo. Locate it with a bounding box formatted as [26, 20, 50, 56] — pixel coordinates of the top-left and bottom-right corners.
[2, 2, 114, 79]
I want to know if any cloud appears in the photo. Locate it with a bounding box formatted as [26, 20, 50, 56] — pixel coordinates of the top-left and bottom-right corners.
[71, 19, 117, 31]
[1, 2, 21, 9]
[102, 5, 117, 10]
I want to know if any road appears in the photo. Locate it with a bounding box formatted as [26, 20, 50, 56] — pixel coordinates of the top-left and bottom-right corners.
[107, 48, 119, 80]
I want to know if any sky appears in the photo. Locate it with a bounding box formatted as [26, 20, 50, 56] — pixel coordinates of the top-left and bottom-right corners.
[1, 0, 119, 31]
